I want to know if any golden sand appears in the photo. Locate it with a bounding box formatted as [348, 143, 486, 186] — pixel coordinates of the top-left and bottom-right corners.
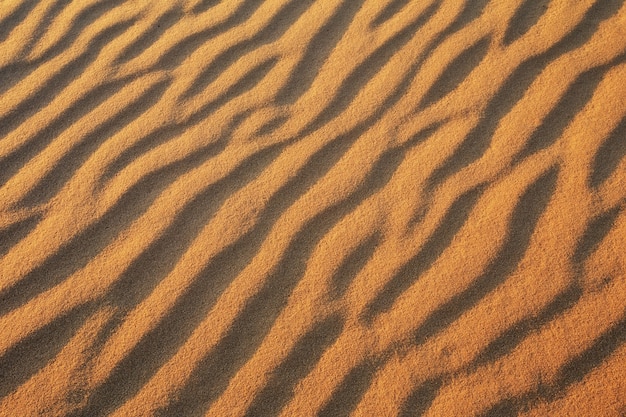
[0, 0, 625, 415]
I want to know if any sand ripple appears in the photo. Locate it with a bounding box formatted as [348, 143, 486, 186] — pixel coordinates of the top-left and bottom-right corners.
[1, 0, 626, 415]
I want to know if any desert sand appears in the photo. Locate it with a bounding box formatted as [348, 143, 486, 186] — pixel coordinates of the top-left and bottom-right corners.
[0, 0, 625, 415]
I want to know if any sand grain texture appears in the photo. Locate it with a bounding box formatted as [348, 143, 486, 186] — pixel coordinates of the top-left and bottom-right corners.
[1, 0, 626, 416]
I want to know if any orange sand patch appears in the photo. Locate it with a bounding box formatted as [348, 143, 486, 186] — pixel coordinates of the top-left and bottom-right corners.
[1, 0, 625, 416]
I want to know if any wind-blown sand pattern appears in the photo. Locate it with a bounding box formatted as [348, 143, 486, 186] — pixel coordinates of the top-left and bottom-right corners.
[0, 0, 625, 415]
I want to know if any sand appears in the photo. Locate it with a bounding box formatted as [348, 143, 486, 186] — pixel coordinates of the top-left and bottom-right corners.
[0, 0, 625, 415]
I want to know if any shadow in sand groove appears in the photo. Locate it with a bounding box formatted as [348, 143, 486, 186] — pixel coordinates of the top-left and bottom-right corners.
[415, 166, 559, 345]
[0, 305, 92, 400]
[242, 315, 344, 417]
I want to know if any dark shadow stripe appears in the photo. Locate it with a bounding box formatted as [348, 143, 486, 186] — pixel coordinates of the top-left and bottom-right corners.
[515, 53, 626, 162]
[364, 183, 486, 322]
[331, 232, 380, 299]
[573, 206, 622, 265]
[0, 215, 41, 259]
[154, 120, 417, 417]
[399, 378, 443, 417]
[472, 285, 582, 368]
[300, 0, 442, 136]
[503, 0, 551, 45]
[0, 305, 92, 400]
[115, 7, 183, 63]
[0, 0, 40, 43]
[36, 0, 129, 63]
[154, 0, 265, 69]
[103, 57, 277, 183]
[192, 0, 221, 14]
[180, 0, 316, 99]
[426, 0, 624, 191]
[589, 115, 626, 188]
[0, 18, 136, 140]
[415, 166, 559, 345]
[275, 0, 366, 104]
[0, 76, 135, 188]
[0, 129, 233, 316]
[418, 36, 490, 108]
[17, 78, 171, 207]
[318, 359, 382, 417]
[243, 315, 344, 417]
[370, 0, 411, 27]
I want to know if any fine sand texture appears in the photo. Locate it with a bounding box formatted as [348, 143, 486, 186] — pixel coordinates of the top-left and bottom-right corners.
[1, 0, 626, 416]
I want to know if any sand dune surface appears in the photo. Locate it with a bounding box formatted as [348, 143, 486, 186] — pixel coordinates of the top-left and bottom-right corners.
[1, 0, 626, 415]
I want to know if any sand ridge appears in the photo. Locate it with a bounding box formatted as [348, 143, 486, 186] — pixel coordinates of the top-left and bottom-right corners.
[0, 0, 626, 415]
